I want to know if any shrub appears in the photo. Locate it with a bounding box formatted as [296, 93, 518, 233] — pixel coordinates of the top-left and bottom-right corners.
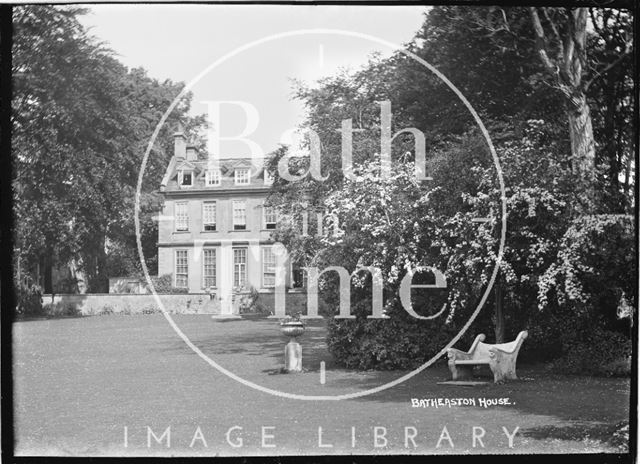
[236, 287, 267, 314]
[16, 283, 44, 317]
[141, 303, 158, 315]
[150, 274, 172, 293]
[550, 325, 632, 376]
[98, 305, 115, 316]
[146, 274, 188, 294]
[601, 357, 632, 377]
[610, 421, 630, 451]
[326, 299, 460, 370]
[170, 286, 188, 294]
[42, 301, 81, 318]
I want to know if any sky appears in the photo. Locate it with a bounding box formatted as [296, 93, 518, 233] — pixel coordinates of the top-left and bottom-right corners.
[78, 5, 429, 158]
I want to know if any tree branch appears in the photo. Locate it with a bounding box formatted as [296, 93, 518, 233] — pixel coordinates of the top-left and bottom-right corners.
[588, 8, 601, 36]
[499, 8, 511, 32]
[571, 8, 588, 64]
[530, 7, 556, 73]
[542, 7, 563, 62]
[583, 44, 632, 92]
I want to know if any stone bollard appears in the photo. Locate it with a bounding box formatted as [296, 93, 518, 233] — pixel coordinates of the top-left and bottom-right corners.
[280, 319, 305, 372]
[284, 340, 302, 372]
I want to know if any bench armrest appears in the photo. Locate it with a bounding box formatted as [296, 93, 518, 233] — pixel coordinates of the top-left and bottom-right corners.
[489, 331, 529, 356]
[489, 344, 523, 357]
[447, 348, 473, 361]
[488, 346, 513, 356]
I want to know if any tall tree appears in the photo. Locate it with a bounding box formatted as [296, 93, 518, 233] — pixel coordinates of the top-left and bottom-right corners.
[12, 5, 204, 292]
[529, 7, 633, 206]
[268, 5, 634, 368]
[587, 8, 634, 211]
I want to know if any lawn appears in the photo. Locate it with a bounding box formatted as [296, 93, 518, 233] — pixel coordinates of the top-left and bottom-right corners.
[13, 314, 630, 456]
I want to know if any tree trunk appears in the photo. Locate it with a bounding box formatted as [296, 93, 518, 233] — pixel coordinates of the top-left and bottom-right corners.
[566, 91, 597, 213]
[623, 156, 632, 198]
[567, 93, 596, 183]
[529, 7, 597, 206]
[494, 277, 505, 343]
[69, 258, 86, 293]
[96, 234, 108, 292]
[79, 233, 108, 293]
[43, 253, 53, 294]
[603, 80, 619, 194]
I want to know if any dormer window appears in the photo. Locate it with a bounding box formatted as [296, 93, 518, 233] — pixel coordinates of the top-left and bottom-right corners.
[205, 169, 221, 186]
[234, 168, 250, 185]
[178, 169, 193, 187]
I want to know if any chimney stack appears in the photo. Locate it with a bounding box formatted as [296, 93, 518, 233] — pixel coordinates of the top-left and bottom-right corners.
[174, 122, 186, 159]
[186, 144, 198, 161]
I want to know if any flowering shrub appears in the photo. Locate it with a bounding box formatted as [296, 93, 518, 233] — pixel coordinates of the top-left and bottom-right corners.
[266, 60, 634, 373]
[538, 214, 635, 315]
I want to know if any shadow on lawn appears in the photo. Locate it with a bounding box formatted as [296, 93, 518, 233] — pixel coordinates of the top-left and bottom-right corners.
[348, 363, 631, 449]
[165, 316, 631, 449]
[165, 318, 336, 371]
[520, 420, 629, 451]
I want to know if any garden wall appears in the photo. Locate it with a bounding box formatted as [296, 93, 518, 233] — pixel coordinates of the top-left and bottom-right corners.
[41, 293, 219, 316]
[40, 290, 325, 317]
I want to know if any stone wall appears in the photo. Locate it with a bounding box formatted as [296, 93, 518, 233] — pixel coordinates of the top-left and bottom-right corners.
[41, 293, 219, 316]
[40, 290, 327, 317]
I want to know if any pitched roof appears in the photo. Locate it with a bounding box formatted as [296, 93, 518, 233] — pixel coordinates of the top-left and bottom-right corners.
[160, 156, 271, 192]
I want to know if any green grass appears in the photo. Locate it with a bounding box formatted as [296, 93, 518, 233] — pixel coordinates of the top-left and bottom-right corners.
[13, 315, 630, 456]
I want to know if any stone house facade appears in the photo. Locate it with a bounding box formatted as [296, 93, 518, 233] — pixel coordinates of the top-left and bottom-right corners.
[157, 127, 300, 315]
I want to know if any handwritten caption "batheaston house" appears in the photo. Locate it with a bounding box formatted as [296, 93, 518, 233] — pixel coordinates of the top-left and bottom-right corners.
[411, 398, 514, 408]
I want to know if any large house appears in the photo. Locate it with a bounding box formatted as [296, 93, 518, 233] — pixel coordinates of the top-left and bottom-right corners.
[157, 126, 298, 315]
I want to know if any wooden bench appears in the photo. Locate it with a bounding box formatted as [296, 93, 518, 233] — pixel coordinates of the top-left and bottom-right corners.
[447, 331, 528, 383]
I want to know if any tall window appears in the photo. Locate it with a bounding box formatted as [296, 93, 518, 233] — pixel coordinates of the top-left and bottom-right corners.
[178, 170, 193, 187]
[202, 201, 216, 231]
[203, 249, 216, 288]
[263, 206, 277, 230]
[234, 168, 250, 185]
[205, 169, 221, 186]
[232, 200, 246, 230]
[175, 202, 189, 231]
[262, 247, 276, 288]
[233, 248, 247, 288]
[175, 250, 188, 288]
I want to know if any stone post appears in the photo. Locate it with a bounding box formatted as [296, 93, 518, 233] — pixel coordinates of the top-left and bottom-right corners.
[284, 340, 302, 372]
